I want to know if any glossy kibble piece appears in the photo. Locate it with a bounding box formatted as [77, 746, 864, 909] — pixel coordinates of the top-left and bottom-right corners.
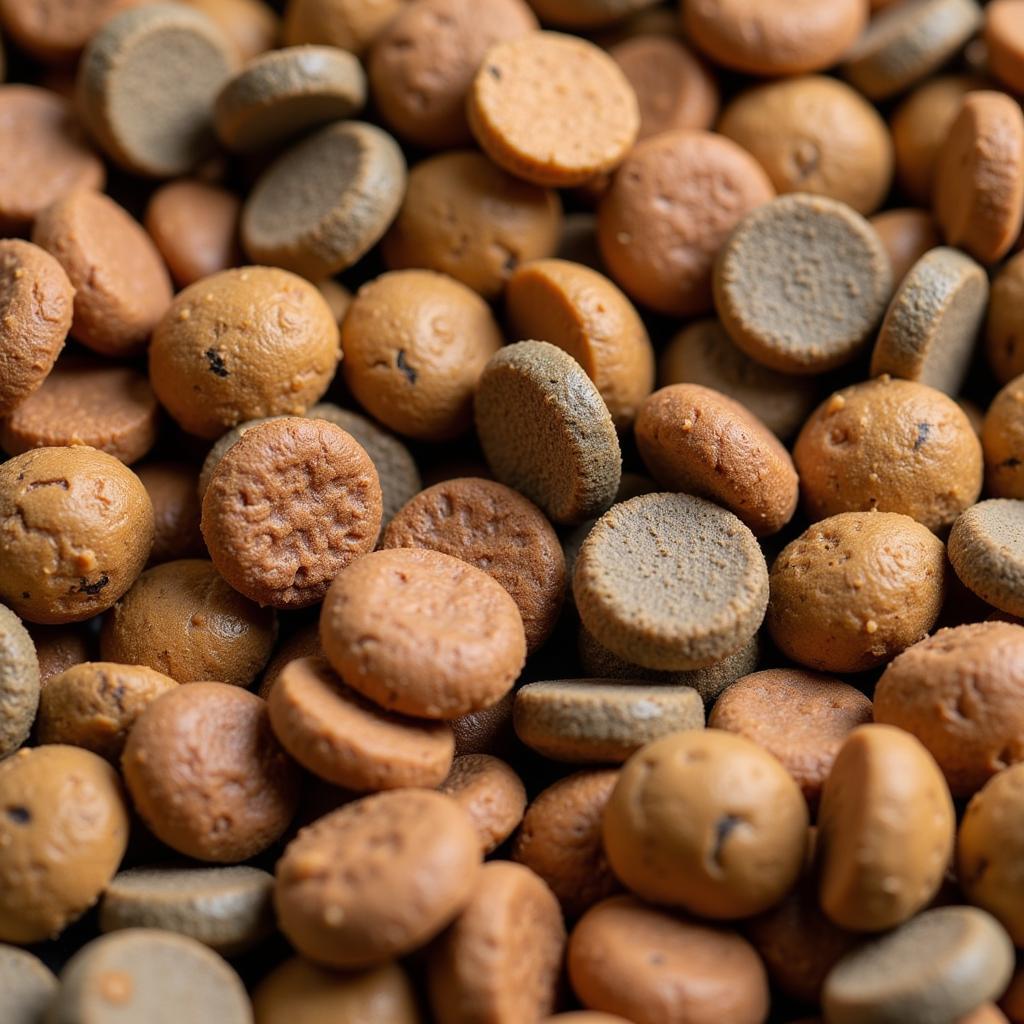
[794, 376, 983, 533]
[149, 267, 340, 440]
[715, 194, 892, 374]
[0, 239, 72, 418]
[0, 446, 154, 624]
[988, 1, 1024, 93]
[597, 129, 774, 316]
[76, 4, 233, 177]
[274, 789, 481, 968]
[0, 945, 57, 1024]
[281, 0, 406, 53]
[870, 208, 942, 286]
[0, 745, 128, 943]
[242, 120, 406, 279]
[874, 622, 1024, 796]
[468, 32, 638, 188]
[136, 462, 204, 565]
[817, 724, 955, 931]
[0, 604, 39, 759]
[950, 501, 1024, 618]
[124, 682, 298, 862]
[438, 754, 526, 853]
[568, 896, 770, 1024]
[33, 189, 172, 358]
[984, 374, 1024, 499]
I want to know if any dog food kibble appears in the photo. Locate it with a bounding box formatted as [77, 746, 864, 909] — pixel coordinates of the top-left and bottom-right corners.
[988, 0, 1024, 94]
[949, 500, 1024, 618]
[281, 0, 406, 53]
[983, 374, 1024, 499]
[0, 603, 39, 758]
[870, 208, 942, 286]
[438, 753, 526, 854]
[184, 0, 279, 63]
[0, 943, 57, 1024]
[136, 461, 204, 564]
[988, 253, 1024, 385]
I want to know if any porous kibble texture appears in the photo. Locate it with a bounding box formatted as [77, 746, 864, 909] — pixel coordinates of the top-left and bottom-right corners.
[949, 500, 1024, 618]
[438, 754, 526, 854]
[0, 603, 39, 759]
[983, 374, 1024, 499]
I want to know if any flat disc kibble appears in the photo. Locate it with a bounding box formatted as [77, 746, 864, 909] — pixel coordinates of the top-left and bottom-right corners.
[714, 193, 893, 375]
[242, 120, 406, 279]
[573, 492, 768, 671]
[0, 944, 57, 1024]
[949, 500, 1024, 617]
[0, 603, 39, 759]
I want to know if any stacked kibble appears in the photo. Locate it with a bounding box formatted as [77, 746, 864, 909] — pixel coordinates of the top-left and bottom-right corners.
[4, 0, 1024, 1021]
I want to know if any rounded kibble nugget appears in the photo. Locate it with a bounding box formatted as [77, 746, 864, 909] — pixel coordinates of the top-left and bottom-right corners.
[144, 179, 242, 288]
[76, 4, 233, 177]
[714, 193, 892, 374]
[950, 501, 1024, 618]
[281, 0, 406, 53]
[267, 656, 454, 790]
[635, 383, 798, 536]
[988, 253, 1024, 386]
[817, 724, 954, 931]
[33, 189, 172, 358]
[29, 623, 91, 684]
[242, 120, 405, 279]
[718, 76, 892, 216]
[438, 754, 526, 854]
[768, 512, 946, 674]
[0, 239, 72, 419]
[0, 745, 128, 943]
[0, 446, 154, 625]
[321, 548, 524, 719]
[136, 461, 205, 565]
[274, 789, 482, 968]
[794, 376, 983, 533]
[823, 907, 1014, 1024]
[198, 417, 284, 501]
[0, 944, 57, 1024]
[936, 91, 1024, 265]
[0, 604, 38, 759]
[0, 86, 105, 235]
[253, 958, 421, 1024]
[870, 208, 942, 287]
[568, 895, 770, 1024]
[985, 374, 1024, 499]
[597, 130, 774, 316]
[429, 861, 565, 1024]
[574, 493, 768, 671]
[123, 682, 299, 862]
[343, 269, 503, 442]
[0, 358, 158, 465]
[99, 864, 274, 955]
[47, 929, 252, 1024]
[184, 0, 279, 63]
[100, 559, 275, 686]
[0, 0, 142, 62]
[257, 621, 320, 699]
[514, 680, 704, 764]
[506, 258, 655, 428]
[149, 267, 340, 440]
[468, 32, 638, 188]
[382, 151, 562, 300]
[474, 341, 621, 525]
[709, 669, 872, 806]
[202, 417, 382, 609]
[874, 622, 1024, 797]
[988, 1, 1024, 93]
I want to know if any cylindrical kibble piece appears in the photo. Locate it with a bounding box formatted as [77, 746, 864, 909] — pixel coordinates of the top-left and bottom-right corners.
[0, 604, 39, 760]
[949, 501, 1024, 618]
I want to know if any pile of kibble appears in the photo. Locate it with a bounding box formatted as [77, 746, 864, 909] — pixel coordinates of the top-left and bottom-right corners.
[3, 0, 1024, 1021]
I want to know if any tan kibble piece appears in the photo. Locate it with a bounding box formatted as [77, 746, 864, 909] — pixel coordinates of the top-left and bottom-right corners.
[123, 682, 299, 862]
[842, 0, 984, 100]
[984, 373, 1024, 498]
[274, 789, 482, 968]
[988, 1, 1024, 93]
[568, 896, 770, 1024]
[597, 129, 774, 316]
[242, 120, 406, 279]
[253, 958, 422, 1024]
[282, 0, 407, 53]
[794, 376, 983, 533]
[145, 179, 242, 288]
[709, 669, 872, 806]
[0, 358, 158, 465]
[936, 91, 1024, 265]
[149, 266, 339, 440]
[267, 656, 454, 790]
[869, 208, 942, 285]
[136, 462, 204, 565]
[0, 945, 57, 1024]
[343, 269, 502, 442]
[382, 151, 562, 300]
[0, 0, 143, 61]
[0, 239, 72, 418]
[76, 4, 233, 177]
[874, 622, 1024, 796]
[33, 189, 172, 358]
[950, 500, 1024, 618]
[257, 621, 320, 699]
[468, 32, 638, 188]
[506, 258, 654, 428]
[28, 623, 91, 684]
[817, 724, 954, 931]
[438, 754, 526, 854]
[0, 86, 105, 234]
[0, 745, 128, 943]
[0, 446, 154, 624]
[0, 604, 39, 759]
[988, 253, 1024, 385]
[184, 0, 279, 62]
[719, 76, 892, 215]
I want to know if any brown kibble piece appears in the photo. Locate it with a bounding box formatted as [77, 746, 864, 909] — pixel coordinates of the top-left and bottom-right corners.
[33, 189, 172, 358]
[874, 622, 1024, 797]
[935, 91, 1024, 265]
[452, 690, 515, 758]
[257, 621, 320, 699]
[0, 945, 56, 1024]
[28, 623, 91, 684]
[184, 0, 279, 63]
[950, 500, 1024, 618]
[281, 0, 407, 54]
[597, 129, 774, 316]
[320, 548, 524, 719]
[123, 682, 299, 862]
[0, 604, 39, 759]
[438, 754, 526, 853]
[984, 373, 1024, 499]
[870, 208, 942, 285]
[468, 32, 638, 188]
[274, 789, 481, 968]
[988, 1, 1024, 93]
[0, 0, 143, 62]
[710, 669, 872, 806]
[136, 462, 205, 565]
[987, 253, 1024, 386]
[382, 477, 564, 652]
[527, 0, 658, 28]
[0, 745, 128, 943]
[817, 724, 955, 931]
[198, 417, 285, 502]
[0, 446, 154, 624]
